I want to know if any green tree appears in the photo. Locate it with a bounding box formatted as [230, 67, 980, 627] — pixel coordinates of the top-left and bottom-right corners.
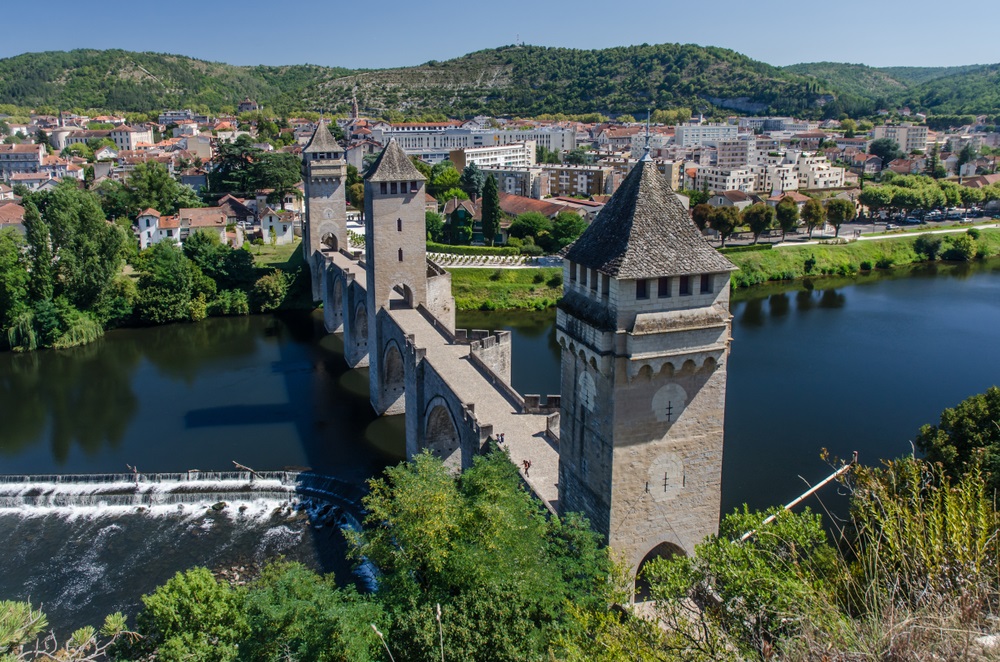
[347, 182, 364, 209]
[824, 198, 856, 236]
[508, 211, 552, 240]
[459, 162, 486, 201]
[0, 228, 29, 335]
[425, 211, 445, 242]
[564, 148, 589, 165]
[480, 173, 500, 246]
[550, 211, 587, 250]
[957, 142, 977, 171]
[135, 242, 194, 324]
[841, 118, 857, 138]
[691, 203, 712, 231]
[128, 161, 202, 217]
[709, 206, 740, 247]
[869, 138, 902, 165]
[252, 270, 289, 312]
[347, 450, 612, 662]
[254, 152, 302, 208]
[741, 203, 775, 244]
[428, 160, 461, 198]
[127, 567, 246, 661]
[409, 157, 432, 180]
[775, 198, 800, 240]
[801, 198, 827, 238]
[21, 202, 53, 302]
[858, 186, 893, 220]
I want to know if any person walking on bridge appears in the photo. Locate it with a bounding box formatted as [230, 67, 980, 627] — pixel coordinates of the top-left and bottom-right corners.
[522, 459, 531, 477]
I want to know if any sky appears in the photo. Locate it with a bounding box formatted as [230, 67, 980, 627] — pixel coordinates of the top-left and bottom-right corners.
[2, 0, 998, 70]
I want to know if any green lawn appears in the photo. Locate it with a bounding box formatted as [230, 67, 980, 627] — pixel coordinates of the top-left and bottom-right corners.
[449, 267, 563, 311]
[251, 237, 302, 269]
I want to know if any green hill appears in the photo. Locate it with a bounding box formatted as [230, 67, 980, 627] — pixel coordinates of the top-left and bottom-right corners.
[876, 64, 987, 85]
[783, 61, 906, 99]
[0, 45, 831, 118]
[895, 64, 1000, 115]
[0, 49, 350, 114]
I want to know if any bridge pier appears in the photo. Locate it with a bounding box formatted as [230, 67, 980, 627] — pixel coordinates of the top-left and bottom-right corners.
[322, 260, 344, 333]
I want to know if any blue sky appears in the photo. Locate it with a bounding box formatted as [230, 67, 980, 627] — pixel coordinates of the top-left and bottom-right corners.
[3, 0, 998, 70]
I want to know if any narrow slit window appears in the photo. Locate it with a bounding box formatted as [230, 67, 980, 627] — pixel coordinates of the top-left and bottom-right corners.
[601, 274, 610, 297]
[590, 269, 598, 291]
[680, 275, 691, 296]
[701, 273, 712, 293]
[581, 267, 587, 287]
[636, 279, 649, 299]
[380, 182, 387, 194]
[658, 276, 671, 298]
[410, 181, 418, 192]
[397, 218, 402, 232]
[398, 248, 403, 262]
[390, 182, 398, 194]
[569, 262, 577, 282]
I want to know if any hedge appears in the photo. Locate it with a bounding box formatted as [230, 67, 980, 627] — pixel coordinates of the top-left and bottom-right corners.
[426, 242, 519, 256]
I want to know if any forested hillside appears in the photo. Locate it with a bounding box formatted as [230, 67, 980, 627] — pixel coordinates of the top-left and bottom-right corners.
[1, 46, 998, 119]
[0, 49, 349, 114]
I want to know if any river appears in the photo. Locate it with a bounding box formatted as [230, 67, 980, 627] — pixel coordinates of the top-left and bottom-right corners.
[2, 259, 999, 632]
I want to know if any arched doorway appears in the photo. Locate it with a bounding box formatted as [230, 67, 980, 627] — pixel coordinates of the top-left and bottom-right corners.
[322, 232, 339, 251]
[635, 542, 686, 601]
[425, 401, 461, 471]
[389, 283, 414, 309]
[383, 341, 405, 397]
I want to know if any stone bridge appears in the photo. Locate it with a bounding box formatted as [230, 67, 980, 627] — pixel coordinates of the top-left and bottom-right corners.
[314, 246, 561, 511]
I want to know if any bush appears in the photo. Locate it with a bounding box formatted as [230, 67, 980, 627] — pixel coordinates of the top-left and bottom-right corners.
[914, 235, 943, 260]
[532, 271, 546, 283]
[967, 228, 981, 240]
[426, 241, 518, 256]
[252, 270, 289, 312]
[941, 234, 977, 261]
[547, 272, 563, 287]
[210, 289, 250, 316]
[519, 244, 544, 256]
[719, 244, 773, 254]
[859, 260, 873, 271]
[875, 255, 894, 269]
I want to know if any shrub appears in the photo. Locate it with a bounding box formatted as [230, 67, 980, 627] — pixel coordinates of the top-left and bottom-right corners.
[519, 244, 544, 256]
[547, 273, 563, 287]
[941, 234, 976, 261]
[252, 270, 289, 312]
[210, 290, 250, 316]
[719, 243, 774, 254]
[426, 241, 518, 256]
[859, 260, 873, 271]
[532, 271, 546, 283]
[967, 228, 981, 240]
[875, 255, 894, 269]
[914, 235, 943, 260]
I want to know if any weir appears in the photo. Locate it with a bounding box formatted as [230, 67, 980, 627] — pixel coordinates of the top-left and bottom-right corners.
[0, 471, 366, 510]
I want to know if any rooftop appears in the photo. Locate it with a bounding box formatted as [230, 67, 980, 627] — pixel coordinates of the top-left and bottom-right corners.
[563, 159, 735, 279]
[366, 139, 425, 183]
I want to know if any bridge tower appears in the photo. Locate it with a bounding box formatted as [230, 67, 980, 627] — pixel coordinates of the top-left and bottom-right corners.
[363, 139, 432, 415]
[556, 155, 737, 585]
[302, 120, 347, 301]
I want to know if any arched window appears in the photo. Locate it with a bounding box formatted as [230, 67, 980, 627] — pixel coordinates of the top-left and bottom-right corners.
[398, 248, 403, 262]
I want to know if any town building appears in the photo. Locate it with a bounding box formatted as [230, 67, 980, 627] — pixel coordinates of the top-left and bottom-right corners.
[261, 207, 296, 245]
[449, 141, 536, 171]
[0, 143, 45, 179]
[873, 123, 929, 154]
[674, 123, 739, 147]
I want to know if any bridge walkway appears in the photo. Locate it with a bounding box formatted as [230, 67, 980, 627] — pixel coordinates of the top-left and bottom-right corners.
[325, 250, 560, 512]
[388, 305, 559, 511]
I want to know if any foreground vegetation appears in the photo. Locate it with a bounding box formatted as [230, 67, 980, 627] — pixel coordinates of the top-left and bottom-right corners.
[5, 386, 1000, 660]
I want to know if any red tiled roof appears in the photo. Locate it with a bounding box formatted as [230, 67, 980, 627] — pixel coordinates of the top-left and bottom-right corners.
[0, 203, 25, 225]
[139, 208, 161, 218]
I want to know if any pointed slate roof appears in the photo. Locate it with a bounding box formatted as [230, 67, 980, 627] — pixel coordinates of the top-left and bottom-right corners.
[303, 119, 341, 154]
[365, 139, 425, 182]
[563, 160, 735, 278]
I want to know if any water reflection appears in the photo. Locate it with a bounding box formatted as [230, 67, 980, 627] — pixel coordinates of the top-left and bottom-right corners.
[768, 293, 790, 318]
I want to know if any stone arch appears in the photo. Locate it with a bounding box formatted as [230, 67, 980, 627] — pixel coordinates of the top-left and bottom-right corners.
[635, 542, 687, 601]
[424, 398, 462, 471]
[702, 356, 717, 371]
[321, 232, 339, 251]
[389, 282, 414, 309]
[681, 359, 697, 374]
[353, 303, 368, 348]
[382, 340, 405, 397]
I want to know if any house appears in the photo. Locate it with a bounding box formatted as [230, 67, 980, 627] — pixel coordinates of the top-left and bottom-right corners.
[93, 145, 118, 160]
[238, 98, 261, 113]
[766, 191, 811, 211]
[708, 190, 755, 211]
[0, 183, 14, 200]
[0, 143, 46, 179]
[497, 192, 568, 219]
[0, 202, 26, 234]
[137, 208, 171, 249]
[851, 153, 882, 174]
[217, 194, 256, 227]
[138, 206, 244, 249]
[7, 172, 52, 190]
[260, 207, 296, 245]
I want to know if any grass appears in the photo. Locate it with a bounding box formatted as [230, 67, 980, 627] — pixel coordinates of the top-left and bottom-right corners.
[449, 267, 563, 311]
[251, 237, 302, 269]
[866, 219, 998, 237]
[728, 228, 1000, 289]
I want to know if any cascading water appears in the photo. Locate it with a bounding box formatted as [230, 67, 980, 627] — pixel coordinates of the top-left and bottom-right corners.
[0, 471, 371, 637]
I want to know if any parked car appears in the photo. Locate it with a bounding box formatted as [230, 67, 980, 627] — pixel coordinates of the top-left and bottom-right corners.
[886, 223, 899, 230]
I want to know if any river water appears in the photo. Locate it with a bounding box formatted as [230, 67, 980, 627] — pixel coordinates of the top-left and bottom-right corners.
[2, 259, 999, 631]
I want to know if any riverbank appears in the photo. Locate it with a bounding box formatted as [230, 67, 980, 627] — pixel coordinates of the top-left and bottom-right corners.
[445, 228, 1000, 310]
[729, 227, 1000, 289]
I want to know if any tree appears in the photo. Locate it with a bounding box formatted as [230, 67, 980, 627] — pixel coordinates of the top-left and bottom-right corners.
[914, 386, 1000, 491]
[459, 163, 485, 201]
[347, 182, 364, 209]
[508, 211, 552, 240]
[824, 198, 855, 236]
[128, 161, 203, 217]
[550, 211, 587, 250]
[691, 203, 712, 231]
[709, 206, 740, 247]
[135, 242, 194, 324]
[347, 450, 612, 662]
[22, 203, 53, 302]
[858, 186, 892, 222]
[841, 118, 857, 138]
[801, 198, 826, 238]
[741, 203, 775, 244]
[564, 148, 589, 165]
[617, 114, 637, 123]
[253, 152, 302, 208]
[480, 174, 500, 246]
[252, 270, 289, 312]
[957, 142, 977, 171]
[869, 138, 902, 165]
[429, 162, 461, 199]
[425, 211, 445, 242]
[775, 198, 800, 240]
[409, 157, 432, 180]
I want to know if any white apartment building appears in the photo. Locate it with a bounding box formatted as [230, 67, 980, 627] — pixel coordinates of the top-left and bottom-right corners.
[717, 138, 756, 168]
[695, 166, 756, 193]
[674, 123, 739, 147]
[750, 164, 799, 195]
[449, 141, 536, 171]
[791, 152, 845, 189]
[873, 123, 929, 154]
[482, 167, 543, 198]
[370, 124, 576, 162]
